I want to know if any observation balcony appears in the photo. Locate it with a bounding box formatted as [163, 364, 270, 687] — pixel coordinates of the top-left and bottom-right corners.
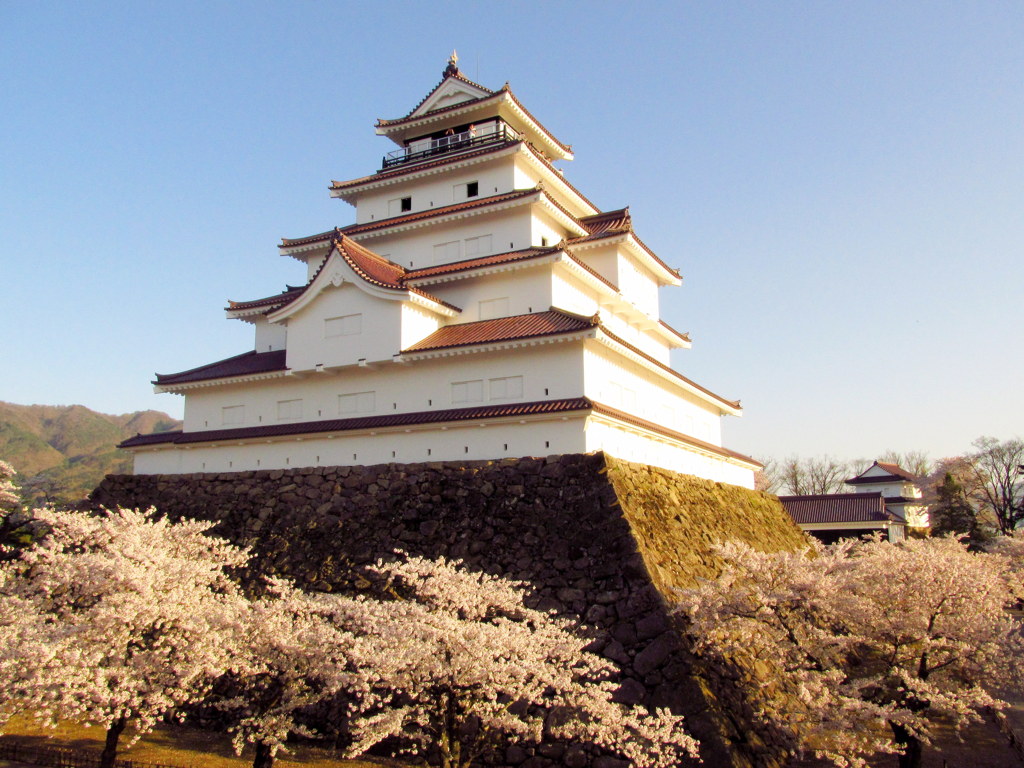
[382, 123, 520, 169]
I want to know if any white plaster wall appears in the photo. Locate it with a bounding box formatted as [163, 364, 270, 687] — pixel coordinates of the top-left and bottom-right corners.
[254, 318, 288, 353]
[583, 418, 755, 489]
[848, 480, 921, 498]
[354, 161, 515, 225]
[351, 209, 531, 270]
[583, 344, 724, 445]
[177, 341, 586, 434]
[530, 209, 571, 249]
[400, 304, 443, 349]
[285, 284, 403, 371]
[429, 267, 553, 324]
[133, 416, 588, 475]
[618, 253, 660, 315]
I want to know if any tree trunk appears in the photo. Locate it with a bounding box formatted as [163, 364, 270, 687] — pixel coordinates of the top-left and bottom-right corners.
[100, 716, 127, 768]
[252, 740, 275, 768]
[891, 722, 922, 768]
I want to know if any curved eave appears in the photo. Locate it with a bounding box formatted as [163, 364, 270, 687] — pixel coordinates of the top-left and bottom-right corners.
[592, 329, 742, 416]
[154, 369, 289, 394]
[407, 250, 561, 287]
[376, 91, 573, 162]
[330, 142, 522, 204]
[570, 231, 681, 287]
[588, 402, 761, 469]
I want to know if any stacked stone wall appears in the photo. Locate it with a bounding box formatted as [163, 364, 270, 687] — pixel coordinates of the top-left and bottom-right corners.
[91, 452, 809, 768]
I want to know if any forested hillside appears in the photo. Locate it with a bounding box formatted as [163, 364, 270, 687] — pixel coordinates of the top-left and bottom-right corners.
[0, 401, 180, 503]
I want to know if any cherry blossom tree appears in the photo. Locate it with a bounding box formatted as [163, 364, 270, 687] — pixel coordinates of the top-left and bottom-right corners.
[0, 461, 20, 511]
[676, 536, 1024, 768]
[335, 555, 697, 768]
[214, 579, 367, 768]
[0, 507, 251, 768]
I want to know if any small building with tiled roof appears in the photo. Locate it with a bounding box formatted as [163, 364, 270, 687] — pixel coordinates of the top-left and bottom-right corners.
[844, 461, 929, 530]
[779, 492, 906, 544]
[122, 55, 759, 487]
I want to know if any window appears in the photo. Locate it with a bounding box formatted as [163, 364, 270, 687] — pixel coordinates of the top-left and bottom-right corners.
[453, 181, 479, 200]
[451, 379, 483, 404]
[339, 391, 375, 414]
[433, 240, 462, 264]
[324, 313, 362, 338]
[489, 375, 523, 401]
[388, 197, 412, 215]
[222, 405, 244, 425]
[479, 297, 508, 320]
[464, 234, 492, 257]
[276, 399, 303, 420]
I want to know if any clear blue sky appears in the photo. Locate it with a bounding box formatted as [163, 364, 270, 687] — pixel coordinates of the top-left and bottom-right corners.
[2, 1, 1021, 463]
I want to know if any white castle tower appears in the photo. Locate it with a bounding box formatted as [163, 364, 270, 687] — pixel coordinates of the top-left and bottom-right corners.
[122, 56, 759, 488]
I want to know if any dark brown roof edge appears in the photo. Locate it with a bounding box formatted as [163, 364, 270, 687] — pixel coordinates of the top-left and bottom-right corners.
[119, 397, 593, 449]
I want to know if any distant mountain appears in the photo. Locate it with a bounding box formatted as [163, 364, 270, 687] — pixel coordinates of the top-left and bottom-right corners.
[0, 402, 181, 504]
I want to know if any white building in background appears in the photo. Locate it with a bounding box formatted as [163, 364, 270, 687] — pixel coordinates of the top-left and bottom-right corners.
[845, 461, 929, 530]
[122, 56, 759, 488]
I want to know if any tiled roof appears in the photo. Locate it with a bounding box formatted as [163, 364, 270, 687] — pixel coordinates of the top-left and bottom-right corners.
[398, 66, 495, 119]
[846, 461, 920, 485]
[330, 140, 520, 191]
[778, 492, 892, 525]
[377, 86, 572, 155]
[405, 247, 556, 280]
[155, 350, 287, 386]
[589, 401, 761, 467]
[337, 189, 539, 237]
[258, 234, 456, 313]
[228, 286, 304, 312]
[579, 208, 632, 236]
[119, 397, 593, 449]
[404, 309, 597, 353]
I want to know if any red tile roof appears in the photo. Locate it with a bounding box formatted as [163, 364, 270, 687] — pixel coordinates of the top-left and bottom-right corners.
[239, 235, 456, 314]
[405, 247, 556, 281]
[330, 140, 521, 191]
[155, 350, 287, 386]
[846, 461, 920, 485]
[336, 189, 540, 237]
[119, 397, 593, 449]
[404, 309, 597, 353]
[779, 492, 893, 525]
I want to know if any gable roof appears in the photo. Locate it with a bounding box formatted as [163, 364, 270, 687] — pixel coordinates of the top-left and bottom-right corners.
[230, 235, 457, 318]
[403, 61, 495, 118]
[845, 461, 920, 486]
[778, 492, 893, 525]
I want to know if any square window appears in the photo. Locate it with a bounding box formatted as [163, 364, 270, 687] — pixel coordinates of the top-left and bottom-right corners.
[400, 197, 412, 212]
[466, 181, 479, 197]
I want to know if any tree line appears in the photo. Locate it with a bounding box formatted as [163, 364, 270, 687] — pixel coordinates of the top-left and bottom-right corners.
[757, 436, 1024, 537]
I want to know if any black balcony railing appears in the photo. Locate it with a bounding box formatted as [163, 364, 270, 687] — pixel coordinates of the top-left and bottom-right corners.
[382, 124, 519, 169]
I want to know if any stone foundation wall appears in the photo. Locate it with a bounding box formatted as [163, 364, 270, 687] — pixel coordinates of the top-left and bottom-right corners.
[91, 452, 809, 768]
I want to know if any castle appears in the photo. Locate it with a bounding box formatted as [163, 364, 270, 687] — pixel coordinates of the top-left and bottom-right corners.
[121, 56, 759, 488]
